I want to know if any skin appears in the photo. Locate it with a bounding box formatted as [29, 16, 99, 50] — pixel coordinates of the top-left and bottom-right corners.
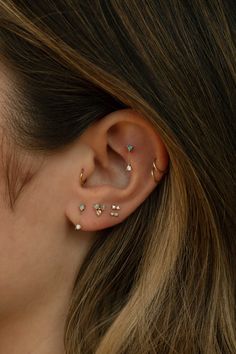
[0, 64, 168, 354]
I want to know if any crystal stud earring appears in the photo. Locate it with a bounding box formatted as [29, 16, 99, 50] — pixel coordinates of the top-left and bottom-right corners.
[110, 204, 120, 217]
[126, 144, 134, 171]
[93, 203, 106, 216]
[79, 203, 86, 213]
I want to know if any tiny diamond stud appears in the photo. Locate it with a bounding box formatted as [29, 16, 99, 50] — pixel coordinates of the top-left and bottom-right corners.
[79, 204, 86, 212]
[93, 203, 105, 216]
[126, 163, 132, 171]
[127, 144, 134, 152]
[75, 224, 81, 230]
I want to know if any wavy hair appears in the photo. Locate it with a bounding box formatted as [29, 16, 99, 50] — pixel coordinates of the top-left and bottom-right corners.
[0, 1, 235, 353]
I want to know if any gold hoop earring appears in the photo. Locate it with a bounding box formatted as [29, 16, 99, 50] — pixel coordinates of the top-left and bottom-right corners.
[151, 158, 168, 183]
[80, 168, 87, 186]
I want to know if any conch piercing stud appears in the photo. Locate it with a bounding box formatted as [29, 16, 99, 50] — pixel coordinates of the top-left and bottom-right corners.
[80, 168, 87, 186]
[126, 144, 134, 171]
[93, 203, 106, 216]
[151, 158, 168, 183]
[75, 224, 82, 230]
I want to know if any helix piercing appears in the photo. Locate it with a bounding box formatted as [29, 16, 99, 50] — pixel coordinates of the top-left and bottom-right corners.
[80, 168, 87, 186]
[151, 158, 168, 183]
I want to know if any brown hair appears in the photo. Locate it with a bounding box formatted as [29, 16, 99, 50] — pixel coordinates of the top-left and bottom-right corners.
[0, 1, 235, 353]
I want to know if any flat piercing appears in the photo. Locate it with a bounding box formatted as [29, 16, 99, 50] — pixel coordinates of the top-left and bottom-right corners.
[80, 168, 87, 186]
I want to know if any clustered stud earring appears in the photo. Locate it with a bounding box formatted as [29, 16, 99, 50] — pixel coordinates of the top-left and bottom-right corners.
[151, 158, 168, 183]
[110, 204, 120, 217]
[93, 203, 106, 216]
[126, 144, 134, 171]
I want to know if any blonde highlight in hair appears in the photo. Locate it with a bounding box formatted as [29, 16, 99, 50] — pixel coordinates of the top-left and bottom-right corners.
[0, 1, 235, 353]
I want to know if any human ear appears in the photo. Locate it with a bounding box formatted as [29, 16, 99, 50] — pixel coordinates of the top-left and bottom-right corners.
[65, 108, 169, 231]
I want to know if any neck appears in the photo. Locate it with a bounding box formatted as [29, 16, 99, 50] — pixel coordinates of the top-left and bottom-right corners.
[0, 292, 69, 354]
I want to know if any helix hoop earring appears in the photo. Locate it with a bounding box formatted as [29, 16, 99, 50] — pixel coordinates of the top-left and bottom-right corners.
[80, 168, 87, 186]
[151, 158, 168, 183]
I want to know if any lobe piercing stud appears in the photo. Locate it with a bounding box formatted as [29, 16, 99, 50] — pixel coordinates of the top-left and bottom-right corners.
[79, 203, 86, 212]
[75, 224, 81, 230]
[110, 212, 119, 217]
[93, 203, 106, 216]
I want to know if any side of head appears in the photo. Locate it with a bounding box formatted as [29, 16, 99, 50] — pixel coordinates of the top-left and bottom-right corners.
[0, 1, 235, 353]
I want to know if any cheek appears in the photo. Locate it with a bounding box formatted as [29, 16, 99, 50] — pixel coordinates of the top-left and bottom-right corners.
[0, 174, 65, 317]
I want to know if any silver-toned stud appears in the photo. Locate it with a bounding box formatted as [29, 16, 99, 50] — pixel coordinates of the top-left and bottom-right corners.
[127, 144, 134, 152]
[126, 163, 132, 171]
[75, 224, 82, 230]
[110, 212, 119, 217]
[93, 203, 106, 216]
[79, 203, 86, 212]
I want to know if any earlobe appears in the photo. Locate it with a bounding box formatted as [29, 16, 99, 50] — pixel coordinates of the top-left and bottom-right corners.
[64, 109, 169, 232]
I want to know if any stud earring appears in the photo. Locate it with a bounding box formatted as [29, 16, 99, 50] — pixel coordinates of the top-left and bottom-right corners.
[126, 144, 134, 172]
[110, 204, 120, 217]
[80, 168, 87, 186]
[93, 203, 106, 216]
[79, 203, 86, 213]
[75, 224, 82, 230]
[110, 212, 119, 217]
[126, 163, 132, 171]
[127, 144, 134, 152]
[151, 158, 167, 183]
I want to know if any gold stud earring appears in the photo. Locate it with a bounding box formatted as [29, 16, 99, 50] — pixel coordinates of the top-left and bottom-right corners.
[110, 204, 120, 217]
[80, 168, 87, 186]
[126, 144, 134, 171]
[93, 203, 106, 216]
